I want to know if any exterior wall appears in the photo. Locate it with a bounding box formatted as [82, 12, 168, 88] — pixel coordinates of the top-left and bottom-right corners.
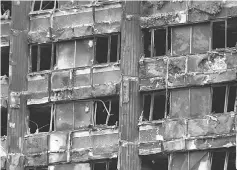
[1, 0, 237, 169]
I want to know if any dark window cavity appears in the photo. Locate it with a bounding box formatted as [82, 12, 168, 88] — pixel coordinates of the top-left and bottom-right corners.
[1, 46, 9, 76]
[1, 1, 11, 19]
[1, 107, 7, 136]
[142, 154, 168, 170]
[142, 91, 169, 121]
[212, 86, 226, 113]
[94, 98, 119, 126]
[227, 17, 237, 48]
[30, 44, 56, 72]
[32, 0, 58, 11]
[95, 34, 120, 64]
[213, 21, 225, 49]
[29, 104, 53, 134]
[92, 159, 117, 170]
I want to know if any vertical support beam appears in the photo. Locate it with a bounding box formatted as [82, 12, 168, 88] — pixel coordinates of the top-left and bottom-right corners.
[7, 1, 31, 170]
[118, 1, 141, 170]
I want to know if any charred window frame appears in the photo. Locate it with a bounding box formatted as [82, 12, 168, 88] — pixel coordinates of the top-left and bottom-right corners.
[92, 159, 117, 170]
[143, 27, 171, 58]
[210, 149, 236, 170]
[212, 17, 237, 49]
[211, 83, 237, 114]
[95, 33, 121, 64]
[1, 1, 11, 20]
[28, 104, 54, 134]
[141, 90, 170, 121]
[93, 97, 119, 126]
[31, 0, 58, 12]
[29, 43, 56, 72]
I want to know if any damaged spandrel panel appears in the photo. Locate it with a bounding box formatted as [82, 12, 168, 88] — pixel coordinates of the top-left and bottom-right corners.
[94, 97, 119, 126]
[142, 90, 169, 121]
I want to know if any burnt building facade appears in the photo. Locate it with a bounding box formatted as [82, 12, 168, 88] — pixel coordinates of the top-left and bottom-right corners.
[1, 1, 237, 170]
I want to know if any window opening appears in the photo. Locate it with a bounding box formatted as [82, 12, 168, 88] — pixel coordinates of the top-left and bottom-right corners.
[95, 34, 120, 64]
[30, 43, 56, 72]
[29, 104, 53, 134]
[1, 1, 11, 20]
[142, 154, 168, 170]
[96, 36, 108, 64]
[212, 84, 236, 113]
[154, 29, 166, 56]
[211, 150, 236, 170]
[94, 98, 119, 126]
[227, 85, 237, 112]
[143, 28, 151, 58]
[1, 46, 9, 76]
[227, 17, 237, 48]
[213, 21, 225, 49]
[143, 28, 171, 58]
[92, 159, 117, 170]
[213, 18, 237, 49]
[142, 91, 169, 121]
[212, 86, 226, 113]
[32, 0, 58, 11]
[1, 107, 7, 136]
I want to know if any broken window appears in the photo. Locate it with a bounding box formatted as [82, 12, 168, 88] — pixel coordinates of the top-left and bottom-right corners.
[55, 101, 93, 131]
[213, 17, 237, 49]
[211, 84, 237, 114]
[1, 1, 11, 20]
[1, 46, 9, 76]
[95, 34, 120, 64]
[28, 104, 53, 134]
[30, 43, 56, 72]
[94, 97, 119, 126]
[143, 28, 171, 58]
[31, 0, 58, 11]
[1, 107, 7, 136]
[170, 151, 210, 170]
[92, 159, 117, 170]
[141, 154, 168, 170]
[211, 149, 236, 170]
[142, 91, 169, 121]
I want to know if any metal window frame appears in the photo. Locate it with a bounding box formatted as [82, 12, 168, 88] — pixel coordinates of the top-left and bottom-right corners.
[31, 0, 57, 12]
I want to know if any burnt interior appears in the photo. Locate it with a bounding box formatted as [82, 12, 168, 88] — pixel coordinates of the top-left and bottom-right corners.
[1, 1, 11, 17]
[143, 29, 151, 58]
[1, 107, 7, 136]
[33, 0, 57, 11]
[227, 17, 237, 48]
[95, 98, 119, 126]
[96, 37, 109, 64]
[227, 85, 237, 112]
[153, 93, 166, 120]
[211, 86, 226, 113]
[110, 34, 119, 62]
[213, 21, 225, 49]
[93, 159, 117, 170]
[1, 46, 9, 76]
[29, 104, 52, 134]
[141, 154, 168, 170]
[154, 29, 166, 57]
